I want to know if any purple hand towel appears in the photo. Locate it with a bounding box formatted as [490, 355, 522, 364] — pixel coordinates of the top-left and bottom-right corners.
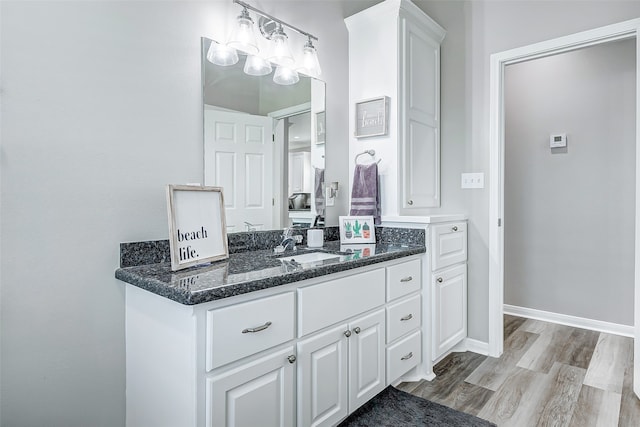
[314, 167, 325, 217]
[350, 162, 381, 225]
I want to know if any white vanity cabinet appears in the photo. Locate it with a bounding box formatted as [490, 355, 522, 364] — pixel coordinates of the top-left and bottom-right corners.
[430, 221, 468, 360]
[398, 6, 444, 211]
[297, 268, 387, 426]
[346, 0, 445, 216]
[297, 309, 386, 427]
[206, 346, 296, 427]
[382, 215, 468, 373]
[124, 255, 423, 427]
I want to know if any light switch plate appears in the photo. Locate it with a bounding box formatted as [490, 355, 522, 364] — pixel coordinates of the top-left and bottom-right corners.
[461, 173, 484, 189]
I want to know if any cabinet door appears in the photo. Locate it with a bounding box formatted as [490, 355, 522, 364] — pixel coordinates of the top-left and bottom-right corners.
[399, 11, 441, 211]
[298, 325, 349, 427]
[206, 346, 295, 427]
[348, 309, 386, 411]
[432, 264, 467, 360]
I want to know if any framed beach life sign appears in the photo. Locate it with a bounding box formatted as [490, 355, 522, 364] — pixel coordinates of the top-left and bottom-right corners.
[339, 216, 376, 244]
[166, 185, 229, 271]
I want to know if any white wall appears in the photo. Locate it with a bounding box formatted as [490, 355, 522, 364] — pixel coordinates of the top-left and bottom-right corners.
[504, 39, 636, 325]
[465, 0, 640, 342]
[0, 1, 352, 425]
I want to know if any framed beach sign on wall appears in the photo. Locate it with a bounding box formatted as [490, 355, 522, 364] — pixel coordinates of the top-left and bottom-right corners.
[354, 96, 389, 138]
[166, 185, 228, 271]
[339, 215, 375, 244]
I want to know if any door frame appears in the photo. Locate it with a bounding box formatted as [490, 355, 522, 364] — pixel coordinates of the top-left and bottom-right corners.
[488, 18, 640, 394]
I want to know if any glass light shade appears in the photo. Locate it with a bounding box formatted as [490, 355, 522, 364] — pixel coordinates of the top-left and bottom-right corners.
[299, 41, 322, 77]
[244, 55, 272, 76]
[267, 26, 295, 67]
[206, 42, 239, 66]
[273, 66, 299, 85]
[227, 9, 259, 55]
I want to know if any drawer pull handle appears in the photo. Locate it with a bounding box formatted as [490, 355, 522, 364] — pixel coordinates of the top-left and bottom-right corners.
[400, 314, 413, 322]
[242, 321, 272, 334]
[401, 352, 414, 361]
[437, 277, 443, 283]
[452, 226, 458, 232]
[400, 276, 413, 283]
[287, 355, 296, 364]
[354, 327, 361, 334]
[344, 330, 352, 338]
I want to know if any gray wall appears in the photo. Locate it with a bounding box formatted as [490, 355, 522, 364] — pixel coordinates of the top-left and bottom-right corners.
[465, 0, 640, 341]
[504, 39, 636, 325]
[0, 1, 352, 425]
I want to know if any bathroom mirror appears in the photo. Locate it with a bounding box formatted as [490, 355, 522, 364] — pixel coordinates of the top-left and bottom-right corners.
[202, 37, 326, 233]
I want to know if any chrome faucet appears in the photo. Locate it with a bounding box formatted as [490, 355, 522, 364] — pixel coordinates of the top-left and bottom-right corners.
[274, 226, 302, 253]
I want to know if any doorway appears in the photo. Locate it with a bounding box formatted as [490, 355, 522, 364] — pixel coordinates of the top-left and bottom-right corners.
[488, 18, 640, 396]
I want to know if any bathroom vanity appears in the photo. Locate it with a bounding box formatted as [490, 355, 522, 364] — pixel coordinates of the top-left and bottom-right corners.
[120, 241, 421, 427]
[116, 220, 466, 427]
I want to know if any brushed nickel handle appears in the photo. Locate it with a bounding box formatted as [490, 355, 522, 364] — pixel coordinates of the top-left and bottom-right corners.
[354, 327, 361, 334]
[242, 321, 272, 334]
[437, 277, 443, 283]
[452, 226, 458, 232]
[400, 314, 413, 322]
[401, 352, 414, 361]
[287, 355, 296, 364]
[400, 276, 413, 283]
[344, 330, 352, 337]
[407, 200, 414, 205]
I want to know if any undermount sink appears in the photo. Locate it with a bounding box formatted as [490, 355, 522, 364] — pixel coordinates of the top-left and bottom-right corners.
[278, 251, 341, 264]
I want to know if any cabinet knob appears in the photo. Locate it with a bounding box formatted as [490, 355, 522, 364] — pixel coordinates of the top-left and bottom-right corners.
[242, 321, 272, 334]
[344, 330, 352, 338]
[407, 200, 414, 205]
[452, 226, 458, 232]
[437, 277, 443, 283]
[287, 355, 296, 364]
[353, 327, 361, 334]
[401, 352, 414, 361]
[400, 314, 413, 322]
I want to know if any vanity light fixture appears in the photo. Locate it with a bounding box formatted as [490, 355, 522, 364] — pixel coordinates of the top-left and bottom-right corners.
[206, 40, 239, 66]
[222, 0, 321, 85]
[273, 65, 299, 85]
[243, 54, 272, 76]
[227, 6, 259, 55]
[267, 24, 295, 67]
[299, 37, 322, 78]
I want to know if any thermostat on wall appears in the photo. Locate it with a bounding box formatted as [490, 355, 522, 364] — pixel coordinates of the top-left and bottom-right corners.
[550, 133, 567, 148]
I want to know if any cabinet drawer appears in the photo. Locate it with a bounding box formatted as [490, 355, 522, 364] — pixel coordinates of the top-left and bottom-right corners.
[386, 258, 421, 302]
[386, 330, 421, 384]
[431, 222, 467, 271]
[386, 294, 421, 344]
[298, 269, 385, 337]
[206, 292, 295, 371]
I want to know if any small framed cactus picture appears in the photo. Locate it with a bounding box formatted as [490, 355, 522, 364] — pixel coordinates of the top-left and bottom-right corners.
[338, 216, 375, 244]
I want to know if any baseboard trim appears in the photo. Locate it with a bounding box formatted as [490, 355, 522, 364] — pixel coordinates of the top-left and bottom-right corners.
[504, 304, 634, 337]
[462, 338, 489, 355]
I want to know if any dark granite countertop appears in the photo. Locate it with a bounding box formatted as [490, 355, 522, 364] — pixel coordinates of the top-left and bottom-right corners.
[115, 240, 425, 305]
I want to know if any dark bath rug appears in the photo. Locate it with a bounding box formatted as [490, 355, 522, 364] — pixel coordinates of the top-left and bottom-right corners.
[337, 386, 496, 427]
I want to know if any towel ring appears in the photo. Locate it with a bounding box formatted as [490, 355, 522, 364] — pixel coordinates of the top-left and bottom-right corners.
[354, 149, 382, 166]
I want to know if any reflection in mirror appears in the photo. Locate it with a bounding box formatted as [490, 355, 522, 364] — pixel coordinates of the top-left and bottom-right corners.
[202, 38, 326, 233]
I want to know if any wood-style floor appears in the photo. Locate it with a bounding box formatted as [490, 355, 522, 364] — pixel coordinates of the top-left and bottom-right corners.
[398, 315, 640, 426]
